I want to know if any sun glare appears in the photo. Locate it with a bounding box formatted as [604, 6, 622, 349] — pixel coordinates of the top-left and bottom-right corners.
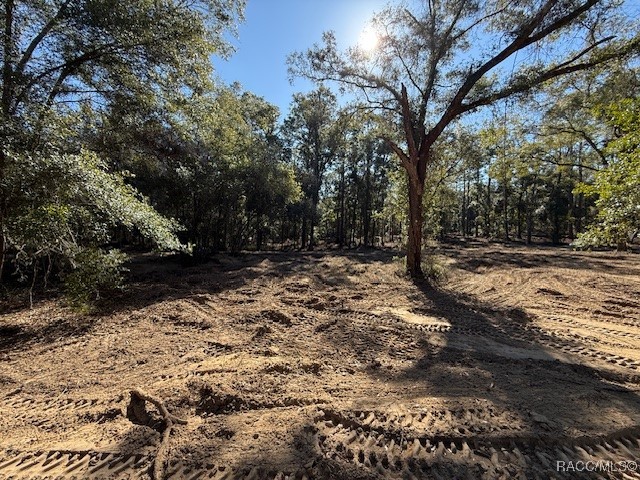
[358, 27, 379, 53]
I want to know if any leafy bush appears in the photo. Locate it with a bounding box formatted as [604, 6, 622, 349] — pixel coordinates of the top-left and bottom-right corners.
[574, 99, 640, 250]
[3, 148, 182, 308]
[393, 253, 448, 284]
[64, 249, 128, 312]
[421, 254, 449, 285]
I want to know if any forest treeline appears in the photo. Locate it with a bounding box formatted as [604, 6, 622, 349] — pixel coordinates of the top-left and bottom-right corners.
[1, 0, 639, 306]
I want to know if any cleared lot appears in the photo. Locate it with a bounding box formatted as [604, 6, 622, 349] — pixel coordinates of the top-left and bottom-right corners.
[1, 241, 639, 479]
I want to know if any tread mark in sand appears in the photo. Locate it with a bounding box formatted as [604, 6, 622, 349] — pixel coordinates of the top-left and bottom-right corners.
[0, 395, 108, 413]
[314, 408, 640, 479]
[546, 316, 640, 342]
[0, 450, 150, 479]
[330, 308, 640, 371]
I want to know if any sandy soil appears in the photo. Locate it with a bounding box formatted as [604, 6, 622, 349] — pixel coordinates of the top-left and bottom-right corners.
[1, 240, 639, 479]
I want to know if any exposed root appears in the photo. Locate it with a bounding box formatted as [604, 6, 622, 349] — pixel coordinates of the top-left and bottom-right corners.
[127, 388, 187, 480]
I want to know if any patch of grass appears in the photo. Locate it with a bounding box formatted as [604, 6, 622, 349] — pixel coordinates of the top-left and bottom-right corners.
[392, 253, 448, 284]
[421, 254, 448, 285]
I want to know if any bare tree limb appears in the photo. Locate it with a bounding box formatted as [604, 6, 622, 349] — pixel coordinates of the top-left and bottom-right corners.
[14, 1, 71, 80]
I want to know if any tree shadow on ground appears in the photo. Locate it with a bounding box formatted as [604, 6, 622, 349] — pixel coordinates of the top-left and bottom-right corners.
[0, 314, 96, 354]
[438, 239, 640, 276]
[96, 248, 399, 315]
[4, 246, 639, 479]
[298, 270, 640, 478]
[130, 258, 640, 479]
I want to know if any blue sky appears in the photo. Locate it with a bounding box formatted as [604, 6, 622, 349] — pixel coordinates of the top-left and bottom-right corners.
[213, 0, 389, 116]
[213, 0, 640, 120]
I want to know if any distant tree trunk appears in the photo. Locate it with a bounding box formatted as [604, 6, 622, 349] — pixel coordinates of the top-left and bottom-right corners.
[351, 201, 357, 246]
[309, 191, 318, 250]
[363, 150, 372, 246]
[568, 195, 575, 240]
[462, 169, 471, 236]
[576, 145, 584, 233]
[503, 177, 509, 241]
[526, 208, 533, 245]
[256, 216, 264, 251]
[486, 177, 492, 237]
[337, 162, 345, 247]
[516, 191, 523, 240]
[301, 217, 307, 250]
[551, 172, 563, 245]
[475, 167, 481, 237]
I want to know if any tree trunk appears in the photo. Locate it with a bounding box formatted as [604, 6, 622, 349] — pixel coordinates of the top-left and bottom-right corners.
[516, 191, 523, 240]
[486, 177, 492, 237]
[309, 172, 320, 250]
[256, 215, 264, 251]
[461, 169, 467, 236]
[363, 153, 372, 247]
[406, 178, 424, 277]
[301, 217, 307, 250]
[0, 0, 14, 283]
[577, 148, 584, 233]
[337, 162, 345, 247]
[502, 177, 509, 241]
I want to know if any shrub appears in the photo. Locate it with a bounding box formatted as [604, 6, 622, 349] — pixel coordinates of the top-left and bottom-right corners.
[64, 249, 129, 312]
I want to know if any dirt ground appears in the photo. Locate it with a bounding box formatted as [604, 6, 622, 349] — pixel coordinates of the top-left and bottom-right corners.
[1, 240, 640, 479]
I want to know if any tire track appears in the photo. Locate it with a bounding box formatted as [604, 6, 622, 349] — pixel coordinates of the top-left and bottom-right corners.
[164, 463, 310, 480]
[538, 296, 640, 329]
[0, 450, 151, 479]
[315, 408, 640, 479]
[324, 404, 526, 438]
[496, 319, 640, 372]
[0, 395, 109, 413]
[532, 324, 637, 350]
[323, 307, 640, 373]
[542, 315, 640, 342]
[327, 308, 482, 336]
[0, 394, 123, 435]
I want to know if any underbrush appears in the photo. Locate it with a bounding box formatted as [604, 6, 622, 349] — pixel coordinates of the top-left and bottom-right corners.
[393, 253, 448, 284]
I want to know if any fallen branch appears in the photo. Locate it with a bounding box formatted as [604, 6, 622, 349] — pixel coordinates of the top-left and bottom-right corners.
[128, 388, 187, 480]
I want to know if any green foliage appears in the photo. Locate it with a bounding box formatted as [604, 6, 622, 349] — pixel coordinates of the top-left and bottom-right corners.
[288, 0, 640, 273]
[282, 87, 343, 248]
[393, 254, 448, 284]
[319, 113, 392, 247]
[2, 0, 245, 121]
[100, 85, 302, 252]
[421, 254, 449, 285]
[64, 248, 128, 312]
[1, 0, 245, 305]
[574, 99, 640, 249]
[5, 148, 181, 254]
[3, 148, 181, 305]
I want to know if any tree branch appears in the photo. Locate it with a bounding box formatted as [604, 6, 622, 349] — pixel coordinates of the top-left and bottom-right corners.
[12, 44, 117, 112]
[426, 0, 601, 149]
[545, 123, 607, 163]
[382, 135, 415, 176]
[14, 1, 71, 81]
[460, 34, 640, 114]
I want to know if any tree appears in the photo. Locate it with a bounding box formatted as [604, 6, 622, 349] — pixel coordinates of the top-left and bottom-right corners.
[99, 85, 300, 253]
[289, 0, 640, 276]
[283, 86, 343, 249]
[574, 98, 640, 249]
[322, 113, 392, 247]
[1, 0, 244, 296]
[3, 148, 181, 306]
